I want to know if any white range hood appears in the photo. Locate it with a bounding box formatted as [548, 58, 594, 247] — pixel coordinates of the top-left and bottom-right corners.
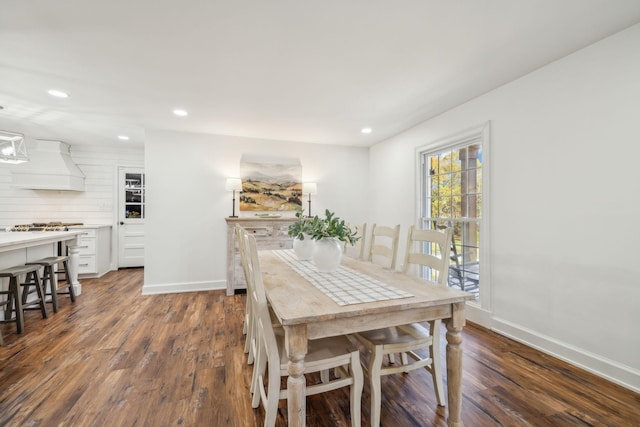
[10, 140, 85, 191]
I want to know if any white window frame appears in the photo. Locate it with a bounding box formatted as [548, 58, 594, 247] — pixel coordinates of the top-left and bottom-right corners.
[415, 122, 492, 322]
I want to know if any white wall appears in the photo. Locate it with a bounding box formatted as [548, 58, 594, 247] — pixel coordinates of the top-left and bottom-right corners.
[143, 130, 369, 294]
[369, 24, 640, 391]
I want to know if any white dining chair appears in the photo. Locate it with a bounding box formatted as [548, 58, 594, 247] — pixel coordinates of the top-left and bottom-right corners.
[354, 225, 453, 427]
[236, 224, 256, 364]
[344, 223, 367, 259]
[245, 233, 364, 427]
[366, 224, 400, 269]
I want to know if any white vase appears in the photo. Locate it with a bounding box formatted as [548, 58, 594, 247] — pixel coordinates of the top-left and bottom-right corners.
[312, 237, 342, 272]
[293, 234, 314, 260]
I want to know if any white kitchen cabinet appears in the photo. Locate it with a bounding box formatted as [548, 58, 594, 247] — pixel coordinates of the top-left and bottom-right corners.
[226, 217, 296, 295]
[69, 225, 112, 278]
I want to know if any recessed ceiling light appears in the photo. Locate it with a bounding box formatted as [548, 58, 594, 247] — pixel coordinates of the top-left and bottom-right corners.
[361, 127, 372, 134]
[47, 89, 69, 98]
[118, 135, 130, 141]
[173, 109, 188, 117]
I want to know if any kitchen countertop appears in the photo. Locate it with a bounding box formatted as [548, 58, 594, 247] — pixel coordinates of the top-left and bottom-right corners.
[68, 224, 112, 229]
[0, 230, 84, 252]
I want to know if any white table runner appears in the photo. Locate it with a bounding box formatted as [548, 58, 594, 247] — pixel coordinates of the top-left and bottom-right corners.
[273, 249, 413, 306]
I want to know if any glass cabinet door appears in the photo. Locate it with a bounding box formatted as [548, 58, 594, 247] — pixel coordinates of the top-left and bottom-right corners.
[124, 172, 145, 219]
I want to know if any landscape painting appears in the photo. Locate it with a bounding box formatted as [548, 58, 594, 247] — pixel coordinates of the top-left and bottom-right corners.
[239, 160, 302, 212]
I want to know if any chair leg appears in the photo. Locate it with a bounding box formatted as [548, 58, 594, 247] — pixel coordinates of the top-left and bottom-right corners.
[251, 343, 266, 405]
[33, 271, 48, 319]
[44, 265, 59, 313]
[264, 370, 280, 427]
[369, 346, 385, 427]
[350, 352, 363, 427]
[60, 260, 76, 302]
[429, 320, 445, 406]
[400, 352, 409, 366]
[10, 278, 24, 333]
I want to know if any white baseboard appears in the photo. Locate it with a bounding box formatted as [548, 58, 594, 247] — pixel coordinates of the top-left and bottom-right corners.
[464, 302, 492, 327]
[141, 279, 226, 295]
[492, 317, 640, 393]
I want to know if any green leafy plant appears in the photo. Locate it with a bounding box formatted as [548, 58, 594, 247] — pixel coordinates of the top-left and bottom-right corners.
[308, 209, 359, 246]
[287, 209, 313, 239]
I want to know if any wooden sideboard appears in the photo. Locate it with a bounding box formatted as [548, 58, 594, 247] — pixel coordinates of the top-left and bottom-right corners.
[225, 217, 296, 295]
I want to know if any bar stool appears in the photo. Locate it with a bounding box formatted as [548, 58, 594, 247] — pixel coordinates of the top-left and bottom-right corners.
[26, 256, 76, 313]
[0, 264, 48, 335]
[0, 276, 20, 345]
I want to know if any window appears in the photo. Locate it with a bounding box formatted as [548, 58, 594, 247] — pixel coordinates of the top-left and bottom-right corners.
[417, 123, 490, 303]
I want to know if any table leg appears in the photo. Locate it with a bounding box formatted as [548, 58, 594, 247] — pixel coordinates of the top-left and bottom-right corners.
[284, 324, 308, 427]
[67, 245, 82, 296]
[446, 302, 466, 427]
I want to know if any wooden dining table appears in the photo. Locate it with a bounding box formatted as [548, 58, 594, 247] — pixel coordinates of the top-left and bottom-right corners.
[258, 249, 475, 427]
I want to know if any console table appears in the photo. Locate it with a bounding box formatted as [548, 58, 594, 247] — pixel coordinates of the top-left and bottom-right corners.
[225, 217, 296, 295]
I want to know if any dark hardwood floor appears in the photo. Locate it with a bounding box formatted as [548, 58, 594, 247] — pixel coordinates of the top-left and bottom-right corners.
[1, 268, 638, 426]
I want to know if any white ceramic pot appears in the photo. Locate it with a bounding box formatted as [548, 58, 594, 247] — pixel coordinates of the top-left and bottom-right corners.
[293, 234, 314, 260]
[312, 237, 342, 272]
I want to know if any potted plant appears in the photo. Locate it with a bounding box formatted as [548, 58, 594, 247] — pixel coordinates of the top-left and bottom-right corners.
[308, 209, 359, 272]
[288, 210, 315, 260]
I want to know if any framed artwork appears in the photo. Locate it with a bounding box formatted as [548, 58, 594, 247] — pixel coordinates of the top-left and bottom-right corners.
[239, 158, 302, 212]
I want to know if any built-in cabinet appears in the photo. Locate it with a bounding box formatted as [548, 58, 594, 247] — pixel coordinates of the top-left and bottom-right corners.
[69, 225, 112, 278]
[226, 217, 296, 295]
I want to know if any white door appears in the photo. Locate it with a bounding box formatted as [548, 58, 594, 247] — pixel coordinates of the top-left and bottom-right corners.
[118, 167, 145, 268]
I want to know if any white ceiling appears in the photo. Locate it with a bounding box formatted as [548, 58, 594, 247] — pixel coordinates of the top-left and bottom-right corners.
[1, 1, 640, 148]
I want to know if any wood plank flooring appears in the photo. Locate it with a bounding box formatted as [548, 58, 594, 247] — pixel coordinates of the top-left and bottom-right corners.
[1, 268, 638, 426]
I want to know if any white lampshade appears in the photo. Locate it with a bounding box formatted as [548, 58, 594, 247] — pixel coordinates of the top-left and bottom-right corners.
[302, 182, 317, 195]
[225, 178, 242, 192]
[0, 131, 28, 164]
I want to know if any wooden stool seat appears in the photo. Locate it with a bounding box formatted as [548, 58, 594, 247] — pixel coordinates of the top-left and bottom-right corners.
[0, 264, 48, 339]
[26, 256, 75, 313]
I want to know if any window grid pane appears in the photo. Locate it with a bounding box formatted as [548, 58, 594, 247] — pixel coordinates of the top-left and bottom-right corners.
[422, 141, 481, 299]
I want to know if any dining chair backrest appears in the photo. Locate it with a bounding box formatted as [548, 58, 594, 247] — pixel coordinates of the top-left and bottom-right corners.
[344, 223, 367, 259]
[245, 233, 268, 306]
[246, 231, 279, 346]
[403, 225, 453, 286]
[368, 224, 400, 270]
[236, 224, 251, 285]
[245, 232, 286, 427]
[237, 224, 260, 364]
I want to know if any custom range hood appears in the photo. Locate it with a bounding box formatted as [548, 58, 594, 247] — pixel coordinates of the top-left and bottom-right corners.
[10, 140, 85, 191]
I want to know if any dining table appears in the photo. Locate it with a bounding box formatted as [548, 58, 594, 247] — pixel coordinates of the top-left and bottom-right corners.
[258, 249, 475, 427]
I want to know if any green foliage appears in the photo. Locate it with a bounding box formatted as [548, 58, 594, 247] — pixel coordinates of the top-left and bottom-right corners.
[307, 209, 359, 246]
[428, 146, 482, 220]
[287, 209, 313, 239]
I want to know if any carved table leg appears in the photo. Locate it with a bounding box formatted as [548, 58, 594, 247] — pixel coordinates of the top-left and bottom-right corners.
[446, 302, 466, 427]
[285, 324, 308, 427]
[67, 245, 82, 296]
